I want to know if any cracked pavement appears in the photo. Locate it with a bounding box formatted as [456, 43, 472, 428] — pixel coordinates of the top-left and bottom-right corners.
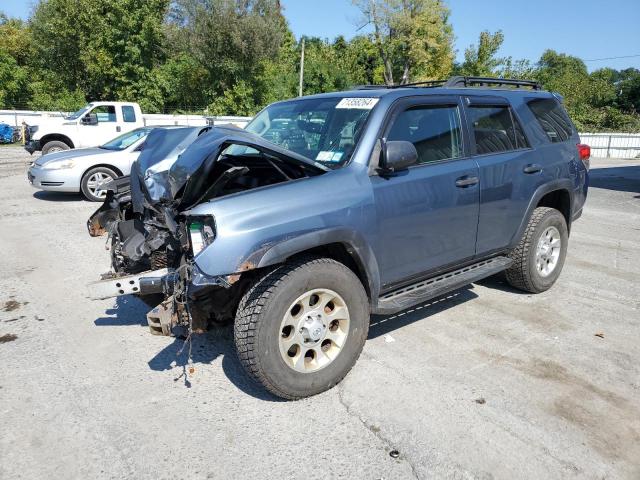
[1, 147, 639, 479]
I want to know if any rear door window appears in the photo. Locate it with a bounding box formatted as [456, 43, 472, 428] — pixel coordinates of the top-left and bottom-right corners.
[468, 106, 528, 154]
[527, 98, 574, 142]
[387, 105, 463, 164]
[122, 105, 137, 123]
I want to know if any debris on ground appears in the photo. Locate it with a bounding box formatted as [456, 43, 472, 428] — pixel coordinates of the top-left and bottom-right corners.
[0, 334, 18, 343]
[475, 397, 486, 405]
[594, 332, 605, 338]
[389, 450, 400, 459]
[3, 300, 21, 312]
[383, 334, 396, 343]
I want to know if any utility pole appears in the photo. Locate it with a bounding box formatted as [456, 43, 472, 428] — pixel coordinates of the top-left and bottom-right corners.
[299, 37, 305, 97]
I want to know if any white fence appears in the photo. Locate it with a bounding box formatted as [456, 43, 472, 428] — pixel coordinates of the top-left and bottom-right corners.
[579, 133, 640, 159]
[0, 109, 251, 129]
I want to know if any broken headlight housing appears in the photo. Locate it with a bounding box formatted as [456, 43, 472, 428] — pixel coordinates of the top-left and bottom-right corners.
[188, 217, 216, 256]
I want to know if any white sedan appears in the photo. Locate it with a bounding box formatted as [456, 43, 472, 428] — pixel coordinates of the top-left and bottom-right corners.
[27, 127, 152, 201]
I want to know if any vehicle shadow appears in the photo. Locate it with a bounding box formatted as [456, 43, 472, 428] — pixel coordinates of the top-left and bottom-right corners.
[146, 329, 282, 401]
[33, 191, 84, 202]
[93, 294, 283, 400]
[94, 295, 150, 327]
[475, 274, 531, 295]
[368, 286, 478, 339]
[95, 281, 511, 400]
[589, 165, 640, 194]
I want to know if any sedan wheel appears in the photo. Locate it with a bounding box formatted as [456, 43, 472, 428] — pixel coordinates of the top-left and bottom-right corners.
[86, 172, 113, 199]
[81, 167, 118, 202]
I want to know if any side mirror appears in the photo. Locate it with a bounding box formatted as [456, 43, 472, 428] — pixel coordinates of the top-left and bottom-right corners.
[82, 113, 98, 125]
[382, 140, 417, 172]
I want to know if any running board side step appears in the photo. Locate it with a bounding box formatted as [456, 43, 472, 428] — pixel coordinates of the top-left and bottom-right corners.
[373, 256, 512, 315]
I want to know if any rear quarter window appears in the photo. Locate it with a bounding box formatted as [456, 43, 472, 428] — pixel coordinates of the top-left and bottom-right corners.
[527, 98, 575, 143]
[122, 105, 137, 123]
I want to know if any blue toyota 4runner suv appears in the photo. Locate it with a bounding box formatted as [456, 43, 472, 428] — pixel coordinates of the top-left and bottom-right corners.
[89, 76, 590, 399]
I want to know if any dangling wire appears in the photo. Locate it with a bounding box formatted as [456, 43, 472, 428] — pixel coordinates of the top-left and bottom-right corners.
[175, 262, 195, 376]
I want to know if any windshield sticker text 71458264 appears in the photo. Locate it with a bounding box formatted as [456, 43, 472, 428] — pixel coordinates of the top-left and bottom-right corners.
[335, 98, 379, 110]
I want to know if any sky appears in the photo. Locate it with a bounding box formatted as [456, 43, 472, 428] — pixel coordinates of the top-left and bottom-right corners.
[3, 0, 640, 71]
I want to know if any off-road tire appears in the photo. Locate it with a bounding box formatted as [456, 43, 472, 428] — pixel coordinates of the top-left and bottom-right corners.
[81, 166, 118, 202]
[505, 207, 568, 293]
[234, 257, 370, 400]
[41, 140, 70, 155]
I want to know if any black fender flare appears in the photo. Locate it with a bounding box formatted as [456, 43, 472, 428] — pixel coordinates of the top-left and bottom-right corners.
[509, 179, 574, 249]
[257, 227, 382, 301]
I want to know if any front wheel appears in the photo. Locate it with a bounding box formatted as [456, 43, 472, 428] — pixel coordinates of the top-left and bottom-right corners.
[234, 257, 370, 400]
[81, 166, 117, 202]
[41, 140, 70, 155]
[505, 207, 569, 293]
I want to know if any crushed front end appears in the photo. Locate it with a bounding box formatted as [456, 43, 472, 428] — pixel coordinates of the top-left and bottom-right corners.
[87, 126, 328, 336]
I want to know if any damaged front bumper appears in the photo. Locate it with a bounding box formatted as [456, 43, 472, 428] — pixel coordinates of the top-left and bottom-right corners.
[88, 268, 173, 300]
[89, 262, 243, 336]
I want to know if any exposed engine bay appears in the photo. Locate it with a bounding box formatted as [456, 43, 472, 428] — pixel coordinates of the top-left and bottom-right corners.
[88, 126, 328, 334]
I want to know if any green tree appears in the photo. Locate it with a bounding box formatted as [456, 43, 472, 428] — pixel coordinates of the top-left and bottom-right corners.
[353, 0, 454, 85]
[169, 0, 287, 111]
[457, 30, 504, 76]
[0, 52, 30, 108]
[535, 50, 640, 131]
[616, 68, 640, 114]
[0, 13, 32, 66]
[30, 0, 169, 110]
[298, 37, 353, 95]
[0, 13, 32, 108]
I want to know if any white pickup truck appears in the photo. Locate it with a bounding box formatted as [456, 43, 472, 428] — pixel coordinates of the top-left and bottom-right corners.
[25, 101, 145, 155]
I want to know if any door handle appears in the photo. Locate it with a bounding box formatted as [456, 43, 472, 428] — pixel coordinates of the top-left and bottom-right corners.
[116, 126, 122, 132]
[523, 164, 542, 174]
[455, 176, 479, 188]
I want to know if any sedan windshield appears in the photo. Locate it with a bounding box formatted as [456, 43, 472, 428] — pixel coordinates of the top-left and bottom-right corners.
[244, 96, 378, 168]
[100, 128, 152, 151]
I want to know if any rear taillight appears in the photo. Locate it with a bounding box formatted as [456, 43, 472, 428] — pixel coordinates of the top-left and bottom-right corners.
[577, 143, 590, 170]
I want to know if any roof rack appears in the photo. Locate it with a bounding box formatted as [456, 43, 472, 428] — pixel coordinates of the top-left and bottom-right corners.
[444, 76, 542, 90]
[354, 76, 542, 91]
[355, 80, 446, 90]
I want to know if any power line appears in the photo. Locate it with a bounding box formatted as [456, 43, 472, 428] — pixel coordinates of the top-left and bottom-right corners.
[583, 54, 640, 62]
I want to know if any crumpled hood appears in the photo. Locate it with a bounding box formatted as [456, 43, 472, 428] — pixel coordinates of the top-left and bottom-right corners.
[35, 147, 108, 166]
[135, 126, 210, 202]
[165, 125, 329, 208]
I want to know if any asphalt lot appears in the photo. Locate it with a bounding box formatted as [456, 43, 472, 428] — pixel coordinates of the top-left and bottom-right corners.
[0, 146, 639, 480]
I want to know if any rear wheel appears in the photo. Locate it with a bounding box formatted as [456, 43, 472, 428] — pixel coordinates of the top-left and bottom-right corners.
[41, 140, 70, 155]
[505, 207, 568, 293]
[81, 167, 118, 202]
[234, 257, 369, 400]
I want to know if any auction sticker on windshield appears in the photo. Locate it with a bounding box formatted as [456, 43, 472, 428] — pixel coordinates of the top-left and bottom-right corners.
[336, 98, 379, 110]
[316, 151, 344, 162]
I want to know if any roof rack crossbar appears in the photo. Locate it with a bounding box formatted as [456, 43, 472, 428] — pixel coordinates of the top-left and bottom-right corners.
[353, 76, 542, 91]
[445, 76, 542, 90]
[354, 80, 446, 90]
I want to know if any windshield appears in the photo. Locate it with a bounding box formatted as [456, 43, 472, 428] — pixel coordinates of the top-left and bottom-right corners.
[65, 104, 93, 120]
[100, 128, 152, 151]
[243, 96, 378, 168]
